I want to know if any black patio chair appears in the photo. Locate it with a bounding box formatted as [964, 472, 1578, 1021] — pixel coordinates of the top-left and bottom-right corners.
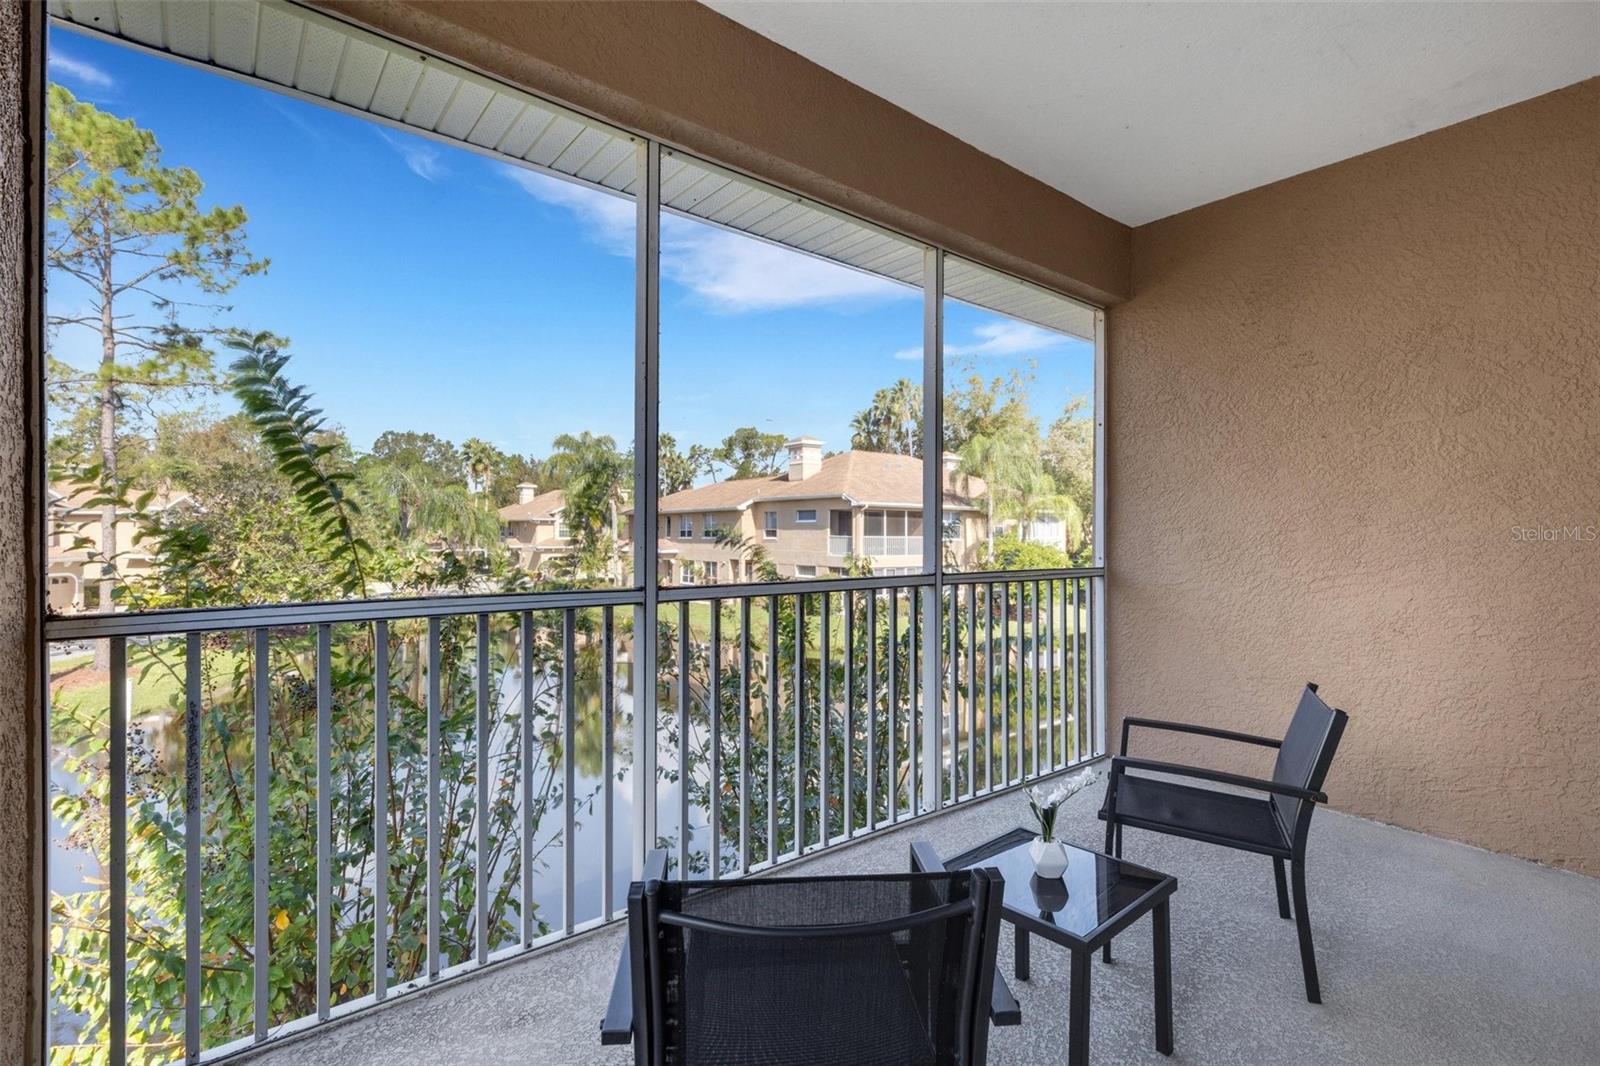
[1099, 682, 1347, 1002]
[602, 850, 1016, 1065]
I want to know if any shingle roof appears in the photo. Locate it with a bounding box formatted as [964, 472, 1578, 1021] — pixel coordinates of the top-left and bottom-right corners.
[498, 489, 567, 522]
[655, 451, 985, 514]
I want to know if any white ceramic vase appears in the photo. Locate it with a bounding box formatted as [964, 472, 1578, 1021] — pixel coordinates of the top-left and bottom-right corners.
[1029, 837, 1070, 879]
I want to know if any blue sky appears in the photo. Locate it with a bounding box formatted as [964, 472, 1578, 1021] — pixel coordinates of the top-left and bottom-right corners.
[47, 26, 1093, 466]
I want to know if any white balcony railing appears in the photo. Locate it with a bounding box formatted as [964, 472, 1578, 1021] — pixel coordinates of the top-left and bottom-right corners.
[45, 569, 1103, 1064]
[828, 534, 852, 556]
[863, 534, 924, 557]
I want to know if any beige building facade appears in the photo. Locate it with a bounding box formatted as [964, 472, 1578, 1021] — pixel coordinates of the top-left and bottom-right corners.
[649, 438, 987, 584]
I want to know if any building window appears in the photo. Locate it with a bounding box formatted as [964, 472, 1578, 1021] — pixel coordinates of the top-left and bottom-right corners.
[942, 513, 961, 541]
[554, 517, 570, 540]
[680, 562, 697, 585]
[678, 516, 693, 539]
[702, 514, 721, 538]
[796, 509, 817, 523]
[863, 509, 923, 556]
[795, 565, 817, 578]
[704, 560, 718, 583]
[764, 510, 778, 539]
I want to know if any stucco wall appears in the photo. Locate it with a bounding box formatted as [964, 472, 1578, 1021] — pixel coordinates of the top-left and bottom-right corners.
[1106, 78, 1600, 875]
[0, 1, 42, 1061]
[311, 0, 1130, 306]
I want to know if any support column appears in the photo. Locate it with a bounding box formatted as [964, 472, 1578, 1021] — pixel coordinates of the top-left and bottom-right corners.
[0, 2, 47, 1062]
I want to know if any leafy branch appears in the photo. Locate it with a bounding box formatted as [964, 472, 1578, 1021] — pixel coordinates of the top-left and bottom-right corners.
[226, 330, 369, 597]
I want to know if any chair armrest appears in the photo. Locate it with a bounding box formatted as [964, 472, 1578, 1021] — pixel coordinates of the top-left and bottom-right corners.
[1120, 717, 1282, 756]
[990, 974, 1022, 1026]
[909, 840, 945, 873]
[1109, 755, 1327, 804]
[599, 938, 633, 1045]
[598, 850, 669, 1047]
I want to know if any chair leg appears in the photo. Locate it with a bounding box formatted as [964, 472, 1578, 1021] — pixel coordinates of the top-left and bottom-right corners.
[1273, 858, 1291, 920]
[1100, 818, 1117, 962]
[1015, 923, 1030, 981]
[1290, 859, 1322, 1003]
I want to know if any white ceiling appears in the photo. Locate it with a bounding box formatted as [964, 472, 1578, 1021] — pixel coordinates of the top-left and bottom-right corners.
[708, 1, 1600, 226]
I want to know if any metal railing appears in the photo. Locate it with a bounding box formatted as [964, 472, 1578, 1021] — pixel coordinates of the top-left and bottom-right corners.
[45, 568, 1101, 1063]
[862, 534, 924, 557]
[827, 534, 853, 556]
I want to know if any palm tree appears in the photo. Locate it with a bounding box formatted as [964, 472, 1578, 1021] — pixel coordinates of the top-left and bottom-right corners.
[958, 424, 1036, 561]
[546, 431, 630, 578]
[462, 437, 496, 497]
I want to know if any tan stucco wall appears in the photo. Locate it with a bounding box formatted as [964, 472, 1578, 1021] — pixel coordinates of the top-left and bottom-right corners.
[311, 0, 1130, 306]
[0, 1, 43, 1060]
[1106, 78, 1600, 875]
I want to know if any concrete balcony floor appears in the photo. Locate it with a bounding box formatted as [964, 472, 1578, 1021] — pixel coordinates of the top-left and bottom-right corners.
[236, 774, 1600, 1066]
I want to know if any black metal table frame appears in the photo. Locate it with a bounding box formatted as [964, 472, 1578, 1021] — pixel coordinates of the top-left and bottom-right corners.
[913, 827, 1178, 1066]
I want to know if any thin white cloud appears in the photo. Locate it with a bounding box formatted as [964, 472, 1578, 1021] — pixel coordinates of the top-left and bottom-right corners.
[894, 320, 1067, 362]
[378, 130, 447, 182]
[500, 163, 910, 313]
[943, 320, 1068, 359]
[48, 52, 114, 89]
[502, 166, 635, 255]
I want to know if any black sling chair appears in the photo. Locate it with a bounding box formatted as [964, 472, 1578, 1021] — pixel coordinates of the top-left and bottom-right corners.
[1099, 683, 1347, 1002]
[602, 850, 1015, 1064]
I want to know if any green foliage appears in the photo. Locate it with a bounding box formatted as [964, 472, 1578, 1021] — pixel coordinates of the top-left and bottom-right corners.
[227, 331, 369, 598]
[991, 534, 1070, 572]
[45, 84, 266, 453]
[850, 378, 922, 456]
[710, 426, 787, 480]
[658, 432, 710, 495]
[544, 431, 629, 578]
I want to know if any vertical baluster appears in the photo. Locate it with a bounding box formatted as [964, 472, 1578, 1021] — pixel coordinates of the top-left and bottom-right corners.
[940, 585, 953, 800]
[426, 618, 441, 979]
[251, 630, 269, 1037]
[677, 600, 690, 876]
[998, 583, 1009, 787]
[908, 587, 919, 816]
[843, 590, 855, 838]
[315, 625, 331, 1019]
[185, 632, 203, 1059]
[887, 589, 898, 822]
[373, 623, 389, 1001]
[866, 589, 877, 832]
[1071, 579, 1083, 763]
[965, 584, 977, 798]
[1088, 578, 1099, 759]
[1014, 583, 1025, 782]
[1055, 580, 1066, 767]
[766, 596, 778, 862]
[709, 601, 722, 877]
[109, 638, 127, 1066]
[985, 583, 995, 792]
[563, 608, 577, 933]
[820, 592, 831, 848]
[602, 607, 616, 918]
[475, 614, 490, 962]
[794, 592, 806, 851]
[739, 597, 752, 874]
[316, 624, 336, 1011]
[519, 612, 535, 944]
[1032, 580, 1042, 779]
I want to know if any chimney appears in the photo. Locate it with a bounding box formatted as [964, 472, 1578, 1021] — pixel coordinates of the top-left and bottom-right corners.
[942, 452, 961, 481]
[517, 482, 539, 505]
[785, 437, 823, 481]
